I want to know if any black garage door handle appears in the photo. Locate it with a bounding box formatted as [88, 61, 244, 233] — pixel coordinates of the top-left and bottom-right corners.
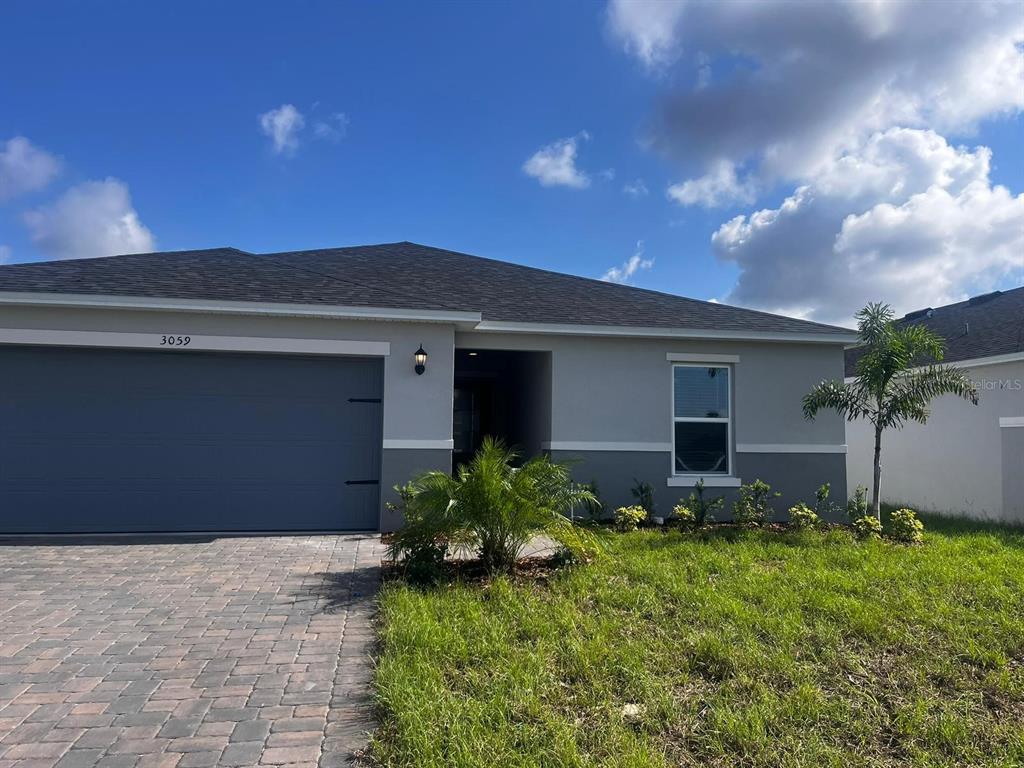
[348, 397, 382, 403]
[345, 479, 380, 485]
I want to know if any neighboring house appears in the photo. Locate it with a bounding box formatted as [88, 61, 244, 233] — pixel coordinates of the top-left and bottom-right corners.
[0, 242, 855, 534]
[846, 287, 1024, 523]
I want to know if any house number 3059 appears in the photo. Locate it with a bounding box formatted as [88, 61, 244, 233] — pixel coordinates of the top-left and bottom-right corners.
[160, 335, 191, 346]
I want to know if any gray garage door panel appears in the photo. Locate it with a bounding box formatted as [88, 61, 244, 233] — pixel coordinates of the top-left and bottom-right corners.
[0, 345, 383, 533]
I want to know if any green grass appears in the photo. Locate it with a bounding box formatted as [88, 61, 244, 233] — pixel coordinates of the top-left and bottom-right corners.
[371, 523, 1024, 768]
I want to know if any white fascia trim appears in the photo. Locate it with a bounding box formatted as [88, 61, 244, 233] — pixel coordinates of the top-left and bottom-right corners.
[472, 320, 857, 345]
[667, 476, 742, 488]
[0, 291, 482, 325]
[667, 352, 740, 363]
[543, 441, 672, 452]
[999, 417, 1024, 428]
[844, 352, 1024, 384]
[0, 328, 391, 357]
[383, 439, 455, 450]
[737, 443, 848, 454]
[955, 352, 1024, 369]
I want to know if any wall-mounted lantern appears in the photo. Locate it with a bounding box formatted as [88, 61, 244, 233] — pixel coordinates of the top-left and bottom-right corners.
[414, 344, 428, 375]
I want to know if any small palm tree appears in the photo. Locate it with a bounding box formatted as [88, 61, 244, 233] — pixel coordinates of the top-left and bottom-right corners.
[803, 302, 978, 521]
[389, 437, 599, 573]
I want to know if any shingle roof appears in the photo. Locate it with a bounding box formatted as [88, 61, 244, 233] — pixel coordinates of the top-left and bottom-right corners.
[844, 286, 1024, 375]
[0, 241, 853, 337]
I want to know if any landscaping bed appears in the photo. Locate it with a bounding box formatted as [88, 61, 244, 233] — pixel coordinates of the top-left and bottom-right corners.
[370, 519, 1024, 767]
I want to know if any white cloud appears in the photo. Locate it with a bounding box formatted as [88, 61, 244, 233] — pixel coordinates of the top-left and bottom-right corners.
[259, 104, 305, 155]
[711, 129, 1024, 324]
[608, 0, 1024, 186]
[314, 112, 349, 141]
[667, 160, 756, 207]
[0, 245, 11, 264]
[24, 178, 155, 261]
[601, 240, 654, 283]
[0, 136, 60, 201]
[522, 132, 591, 188]
[623, 178, 649, 198]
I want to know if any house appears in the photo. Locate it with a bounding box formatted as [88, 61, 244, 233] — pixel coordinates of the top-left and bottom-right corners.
[846, 287, 1024, 523]
[0, 242, 856, 534]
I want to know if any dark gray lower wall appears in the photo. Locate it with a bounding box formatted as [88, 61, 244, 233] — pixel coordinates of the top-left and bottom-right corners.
[737, 452, 847, 521]
[380, 448, 452, 531]
[551, 450, 847, 522]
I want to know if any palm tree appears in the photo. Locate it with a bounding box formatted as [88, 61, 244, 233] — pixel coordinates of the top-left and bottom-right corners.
[389, 437, 599, 573]
[803, 302, 978, 521]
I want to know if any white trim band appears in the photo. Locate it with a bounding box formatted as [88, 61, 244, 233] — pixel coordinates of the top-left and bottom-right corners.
[383, 439, 455, 450]
[999, 417, 1024, 428]
[0, 291, 482, 325]
[666, 352, 740, 363]
[667, 476, 742, 488]
[737, 443, 848, 454]
[543, 441, 672, 452]
[471, 320, 857, 345]
[0, 328, 391, 357]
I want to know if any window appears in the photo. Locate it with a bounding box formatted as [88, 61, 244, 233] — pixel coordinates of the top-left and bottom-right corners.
[672, 364, 730, 475]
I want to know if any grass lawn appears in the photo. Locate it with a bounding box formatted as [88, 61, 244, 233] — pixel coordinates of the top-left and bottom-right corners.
[370, 517, 1024, 768]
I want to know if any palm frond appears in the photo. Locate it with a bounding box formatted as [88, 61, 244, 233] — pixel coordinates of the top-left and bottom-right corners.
[880, 365, 979, 428]
[802, 380, 872, 421]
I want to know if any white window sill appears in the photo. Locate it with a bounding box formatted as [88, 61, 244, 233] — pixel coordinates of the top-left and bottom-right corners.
[667, 476, 741, 488]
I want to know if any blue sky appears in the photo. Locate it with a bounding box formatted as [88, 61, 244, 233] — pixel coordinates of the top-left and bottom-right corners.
[1, 1, 1021, 325]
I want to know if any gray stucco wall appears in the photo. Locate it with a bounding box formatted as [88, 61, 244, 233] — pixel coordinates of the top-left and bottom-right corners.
[454, 331, 847, 449]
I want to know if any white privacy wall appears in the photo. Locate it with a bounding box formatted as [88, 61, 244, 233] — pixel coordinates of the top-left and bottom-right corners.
[846, 358, 1024, 522]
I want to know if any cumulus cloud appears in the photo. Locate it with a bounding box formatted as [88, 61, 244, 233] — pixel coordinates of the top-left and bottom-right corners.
[523, 132, 591, 188]
[712, 129, 1024, 324]
[24, 179, 155, 261]
[607, 0, 1024, 322]
[259, 104, 305, 154]
[609, 0, 1024, 185]
[623, 178, 649, 198]
[314, 112, 350, 141]
[0, 136, 60, 201]
[601, 240, 654, 283]
[0, 245, 11, 264]
[667, 160, 755, 207]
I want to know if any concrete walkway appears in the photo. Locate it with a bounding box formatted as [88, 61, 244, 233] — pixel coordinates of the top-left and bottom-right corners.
[0, 534, 386, 768]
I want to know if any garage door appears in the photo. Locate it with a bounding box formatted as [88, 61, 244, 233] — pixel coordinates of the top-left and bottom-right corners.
[0, 345, 383, 534]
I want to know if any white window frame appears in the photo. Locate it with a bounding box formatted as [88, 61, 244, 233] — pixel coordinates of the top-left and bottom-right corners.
[670, 362, 733, 478]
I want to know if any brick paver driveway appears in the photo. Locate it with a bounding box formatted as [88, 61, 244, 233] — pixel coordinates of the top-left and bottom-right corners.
[0, 534, 386, 768]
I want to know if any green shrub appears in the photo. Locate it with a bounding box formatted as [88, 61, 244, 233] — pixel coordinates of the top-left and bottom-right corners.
[813, 482, 840, 520]
[676, 478, 724, 527]
[853, 514, 883, 540]
[385, 482, 448, 584]
[732, 479, 779, 525]
[788, 502, 819, 530]
[630, 478, 656, 517]
[387, 438, 599, 574]
[672, 503, 696, 527]
[889, 508, 925, 543]
[614, 505, 647, 533]
[847, 485, 869, 522]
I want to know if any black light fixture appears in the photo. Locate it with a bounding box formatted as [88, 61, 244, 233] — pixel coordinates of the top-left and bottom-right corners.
[414, 344, 427, 375]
